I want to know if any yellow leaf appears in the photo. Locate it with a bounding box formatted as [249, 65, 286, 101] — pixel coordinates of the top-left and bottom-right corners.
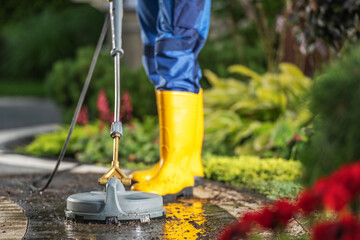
[204, 69, 220, 86]
[228, 65, 261, 81]
[256, 88, 287, 108]
[279, 63, 304, 78]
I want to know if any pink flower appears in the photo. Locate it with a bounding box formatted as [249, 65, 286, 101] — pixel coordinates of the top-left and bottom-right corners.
[97, 89, 113, 123]
[76, 105, 89, 125]
[120, 91, 133, 124]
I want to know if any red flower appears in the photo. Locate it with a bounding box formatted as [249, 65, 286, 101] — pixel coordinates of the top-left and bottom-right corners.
[255, 208, 275, 229]
[273, 200, 298, 225]
[76, 105, 89, 125]
[97, 89, 113, 123]
[294, 134, 302, 142]
[311, 163, 360, 212]
[120, 91, 133, 124]
[220, 162, 360, 239]
[331, 163, 360, 197]
[219, 221, 248, 240]
[239, 201, 297, 230]
[241, 212, 259, 229]
[296, 189, 323, 214]
[219, 201, 298, 240]
[254, 201, 297, 229]
[313, 215, 360, 240]
[322, 182, 351, 212]
[314, 177, 328, 194]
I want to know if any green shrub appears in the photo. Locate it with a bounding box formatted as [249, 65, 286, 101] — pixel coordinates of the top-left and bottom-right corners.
[203, 155, 303, 199]
[19, 124, 99, 157]
[0, 4, 103, 79]
[300, 44, 360, 185]
[18, 117, 159, 166]
[203, 63, 312, 158]
[45, 46, 156, 122]
[75, 117, 159, 166]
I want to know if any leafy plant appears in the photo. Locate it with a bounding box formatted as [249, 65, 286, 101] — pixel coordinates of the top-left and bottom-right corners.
[203, 63, 312, 158]
[300, 44, 360, 185]
[203, 155, 303, 199]
[75, 117, 159, 166]
[18, 124, 99, 157]
[18, 117, 160, 167]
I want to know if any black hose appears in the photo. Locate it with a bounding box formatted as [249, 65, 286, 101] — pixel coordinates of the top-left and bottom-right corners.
[30, 14, 110, 192]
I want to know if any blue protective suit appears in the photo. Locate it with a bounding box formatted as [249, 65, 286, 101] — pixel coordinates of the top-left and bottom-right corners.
[137, 0, 211, 94]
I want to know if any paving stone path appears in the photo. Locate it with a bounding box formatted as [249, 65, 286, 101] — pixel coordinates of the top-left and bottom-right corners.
[0, 196, 27, 240]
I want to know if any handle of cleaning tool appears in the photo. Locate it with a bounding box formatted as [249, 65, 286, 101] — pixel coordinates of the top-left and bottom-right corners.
[110, 0, 124, 58]
[109, 0, 124, 137]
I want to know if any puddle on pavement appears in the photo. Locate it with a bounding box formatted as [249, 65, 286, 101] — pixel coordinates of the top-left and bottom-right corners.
[0, 173, 235, 239]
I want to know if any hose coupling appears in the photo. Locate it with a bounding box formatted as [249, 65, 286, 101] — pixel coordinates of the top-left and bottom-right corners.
[110, 48, 124, 57]
[110, 121, 123, 138]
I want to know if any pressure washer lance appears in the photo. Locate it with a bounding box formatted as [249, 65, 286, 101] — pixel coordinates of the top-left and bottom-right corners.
[65, 0, 165, 223]
[97, 0, 129, 186]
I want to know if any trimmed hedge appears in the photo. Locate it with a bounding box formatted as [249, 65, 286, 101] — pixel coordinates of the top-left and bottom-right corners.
[203, 155, 303, 199]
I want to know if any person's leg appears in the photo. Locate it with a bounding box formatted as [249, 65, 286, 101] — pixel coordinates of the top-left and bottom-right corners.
[131, 0, 209, 185]
[131, 0, 211, 197]
[154, 0, 211, 93]
[136, 0, 160, 85]
[129, 0, 163, 183]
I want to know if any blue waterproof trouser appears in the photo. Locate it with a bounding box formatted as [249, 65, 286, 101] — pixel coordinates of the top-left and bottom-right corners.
[137, 0, 211, 94]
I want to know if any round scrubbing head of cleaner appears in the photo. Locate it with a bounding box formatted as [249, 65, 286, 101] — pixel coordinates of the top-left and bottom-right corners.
[65, 177, 165, 223]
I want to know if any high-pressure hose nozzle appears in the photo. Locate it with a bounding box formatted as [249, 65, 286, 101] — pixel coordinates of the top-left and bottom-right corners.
[98, 0, 130, 186]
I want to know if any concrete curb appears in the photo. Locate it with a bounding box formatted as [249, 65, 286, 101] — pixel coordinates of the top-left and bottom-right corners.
[0, 124, 57, 147]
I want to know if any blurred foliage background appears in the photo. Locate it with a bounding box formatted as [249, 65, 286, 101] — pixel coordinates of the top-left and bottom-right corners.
[3, 0, 360, 198]
[0, 1, 103, 80]
[300, 44, 360, 186]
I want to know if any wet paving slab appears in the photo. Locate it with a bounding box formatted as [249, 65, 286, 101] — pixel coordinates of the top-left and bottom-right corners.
[0, 172, 235, 239]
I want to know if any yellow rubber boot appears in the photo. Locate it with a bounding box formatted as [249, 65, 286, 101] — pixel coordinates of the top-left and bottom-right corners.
[128, 90, 163, 183]
[190, 89, 204, 178]
[129, 89, 205, 183]
[131, 90, 197, 197]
